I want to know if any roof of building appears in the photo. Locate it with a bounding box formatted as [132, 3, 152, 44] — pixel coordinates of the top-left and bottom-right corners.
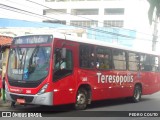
[0, 35, 12, 46]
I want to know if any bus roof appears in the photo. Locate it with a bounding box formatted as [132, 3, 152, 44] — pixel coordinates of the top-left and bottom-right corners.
[53, 33, 159, 56]
[14, 33, 159, 56]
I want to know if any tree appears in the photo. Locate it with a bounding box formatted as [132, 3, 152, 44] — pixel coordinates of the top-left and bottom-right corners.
[148, 0, 160, 25]
[148, 0, 160, 51]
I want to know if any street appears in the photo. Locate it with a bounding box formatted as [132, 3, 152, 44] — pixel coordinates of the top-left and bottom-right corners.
[0, 91, 160, 120]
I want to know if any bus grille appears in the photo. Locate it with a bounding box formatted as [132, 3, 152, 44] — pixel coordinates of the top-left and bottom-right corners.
[8, 80, 42, 88]
[10, 94, 34, 103]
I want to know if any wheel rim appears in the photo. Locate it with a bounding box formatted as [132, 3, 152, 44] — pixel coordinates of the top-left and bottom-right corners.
[77, 93, 86, 105]
[134, 87, 141, 101]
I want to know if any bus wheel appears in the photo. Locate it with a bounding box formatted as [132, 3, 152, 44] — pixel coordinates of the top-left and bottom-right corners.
[75, 88, 88, 110]
[132, 85, 142, 103]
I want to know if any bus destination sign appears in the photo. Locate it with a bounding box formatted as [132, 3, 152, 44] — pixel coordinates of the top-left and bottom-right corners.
[13, 35, 52, 44]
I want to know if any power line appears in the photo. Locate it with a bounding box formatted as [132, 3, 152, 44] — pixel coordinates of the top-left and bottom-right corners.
[4, 0, 39, 11]
[0, 3, 153, 42]
[0, 4, 61, 21]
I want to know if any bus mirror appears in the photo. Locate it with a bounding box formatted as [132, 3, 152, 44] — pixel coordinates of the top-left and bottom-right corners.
[61, 48, 66, 59]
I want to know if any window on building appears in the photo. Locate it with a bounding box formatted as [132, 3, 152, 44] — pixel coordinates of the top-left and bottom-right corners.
[86, 0, 101, 1]
[71, 0, 85, 1]
[43, 20, 66, 25]
[56, 0, 69, 2]
[79, 44, 95, 69]
[96, 47, 111, 70]
[113, 49, 126, 70]
[45, 0, 55, 2]
[128, 52, 140, 71]
[104, 8, 124, 15]
[104, 20, 124, 27]
[70, 21, 98, 27]
[43, 9, 67, 15]
[71, 9, 99, 15]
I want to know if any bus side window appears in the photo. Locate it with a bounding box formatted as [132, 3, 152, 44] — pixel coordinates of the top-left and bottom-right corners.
[79, 44, 95, 69]
[150, 55, 158, 72]
[154, 56, 159, 71]
[96, 47, 111, 70]
[112, 49, 126, 70]
[128, 52, 140, 71]
[140, 54, 151, 71]
[158, 57, 160, 72]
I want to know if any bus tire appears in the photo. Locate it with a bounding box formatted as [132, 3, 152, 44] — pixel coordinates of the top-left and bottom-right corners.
[131, 85, 142, 103]
[74, 88, 88, 110]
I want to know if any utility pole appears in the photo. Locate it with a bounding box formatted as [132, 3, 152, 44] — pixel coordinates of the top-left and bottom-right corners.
[152, 15, 158, 51]
[147, 0, 160, 51]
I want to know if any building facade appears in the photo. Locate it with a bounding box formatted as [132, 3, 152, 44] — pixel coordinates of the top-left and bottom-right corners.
[42, 0, 154, 49]
[43, 0, 126, 28]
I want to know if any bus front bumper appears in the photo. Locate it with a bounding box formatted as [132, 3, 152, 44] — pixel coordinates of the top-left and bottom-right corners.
[5, 91, 53, 106]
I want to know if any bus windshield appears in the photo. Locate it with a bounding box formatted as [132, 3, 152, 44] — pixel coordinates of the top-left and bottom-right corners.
[7, 46, 51, 81]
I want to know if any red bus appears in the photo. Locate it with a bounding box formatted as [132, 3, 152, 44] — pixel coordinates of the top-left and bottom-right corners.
[5, 34, 160, 110]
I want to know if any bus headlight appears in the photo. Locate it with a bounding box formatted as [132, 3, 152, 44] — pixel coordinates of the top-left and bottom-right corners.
[37, 84, 48, 95]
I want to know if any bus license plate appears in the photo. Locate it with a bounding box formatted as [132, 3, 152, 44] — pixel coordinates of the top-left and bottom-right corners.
[17, 99, 25, 104]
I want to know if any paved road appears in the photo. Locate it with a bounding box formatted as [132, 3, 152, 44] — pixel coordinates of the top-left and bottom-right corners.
[1, 91, 160, 120]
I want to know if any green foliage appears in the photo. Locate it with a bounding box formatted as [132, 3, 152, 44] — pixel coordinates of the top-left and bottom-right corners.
[148, 0, 160, 25]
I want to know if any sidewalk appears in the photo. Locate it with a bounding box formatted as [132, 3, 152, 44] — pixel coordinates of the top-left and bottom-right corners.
[0, 99, 11, 107]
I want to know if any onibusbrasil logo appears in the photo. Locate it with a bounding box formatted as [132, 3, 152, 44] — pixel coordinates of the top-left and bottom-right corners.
[1, 112, 42, 117]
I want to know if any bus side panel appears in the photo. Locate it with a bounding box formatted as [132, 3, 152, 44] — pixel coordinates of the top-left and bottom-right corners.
[147, 72, 159, 94]
[141, 72, 148, 95]
[142, 72, 159, 95]
[78, 69, 109, 101]
[53, 75, 77, 105]
[91, 70, 135, 101]
[107, 70, 134, 99]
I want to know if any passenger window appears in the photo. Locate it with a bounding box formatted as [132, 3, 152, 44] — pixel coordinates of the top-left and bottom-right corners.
[158, 57, 160, 71]
[96, 47, 111, 70]
[150, 56, 159, 72]
[140, 54, 151, 71]
[113, 49, 126, 70]
[128, 52, 140, 71]
[79, 44, 95, 69]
